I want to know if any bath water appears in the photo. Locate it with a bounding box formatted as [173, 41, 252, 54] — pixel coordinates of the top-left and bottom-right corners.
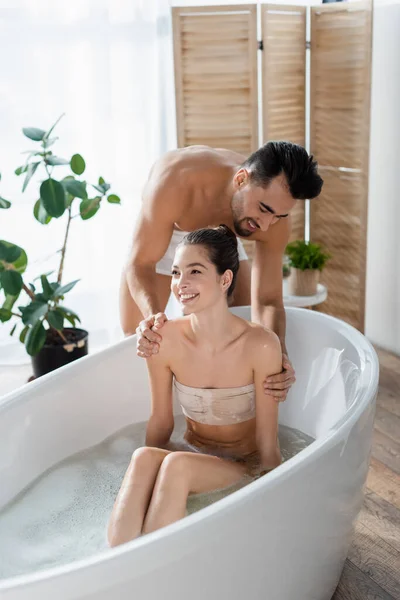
[0, 416, 314, 580]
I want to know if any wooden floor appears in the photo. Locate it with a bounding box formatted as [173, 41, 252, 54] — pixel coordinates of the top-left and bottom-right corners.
[332, 347, 400, 600]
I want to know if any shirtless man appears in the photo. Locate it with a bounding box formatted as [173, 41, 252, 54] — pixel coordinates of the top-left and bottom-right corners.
[120, 141, 323, 400]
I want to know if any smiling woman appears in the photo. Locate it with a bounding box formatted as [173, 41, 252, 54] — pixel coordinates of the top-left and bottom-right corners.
[107, 225, 283, 546]
[172, 225, 240, 308]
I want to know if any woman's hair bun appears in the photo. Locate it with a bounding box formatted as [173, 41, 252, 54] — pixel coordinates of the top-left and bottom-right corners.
[215, 224, 237, 242]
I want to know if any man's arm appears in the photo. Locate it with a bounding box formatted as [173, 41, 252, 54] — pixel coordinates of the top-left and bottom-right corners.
[126, 180, 185, 318]
[251, 217, 291, 353]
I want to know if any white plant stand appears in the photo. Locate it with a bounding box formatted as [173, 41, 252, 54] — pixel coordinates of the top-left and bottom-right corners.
[283, 282, 328, 308]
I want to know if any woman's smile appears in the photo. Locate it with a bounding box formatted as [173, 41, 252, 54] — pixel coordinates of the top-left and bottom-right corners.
[179, 292, 199, 305]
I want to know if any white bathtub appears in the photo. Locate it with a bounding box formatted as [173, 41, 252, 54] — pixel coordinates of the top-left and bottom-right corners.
[0, 307, 378, 600]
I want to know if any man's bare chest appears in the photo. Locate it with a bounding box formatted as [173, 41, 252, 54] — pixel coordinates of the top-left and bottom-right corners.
[173, 193, 234, 232]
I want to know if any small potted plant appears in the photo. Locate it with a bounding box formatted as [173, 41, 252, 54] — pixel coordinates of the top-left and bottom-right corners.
[0, 115, 121, 378]
[285, 240, 331, 296]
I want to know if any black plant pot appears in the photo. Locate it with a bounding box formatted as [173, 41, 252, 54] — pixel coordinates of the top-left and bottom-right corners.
[31, 327, 89, 378]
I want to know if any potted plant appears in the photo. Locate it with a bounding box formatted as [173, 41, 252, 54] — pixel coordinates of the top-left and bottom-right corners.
[285, 240, 331, 296]
[0, 115, 121, 378]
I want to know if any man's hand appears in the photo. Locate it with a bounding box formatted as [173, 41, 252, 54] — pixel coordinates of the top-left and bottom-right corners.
[136, 312, 168, 358]
[263, 354, 295, 401]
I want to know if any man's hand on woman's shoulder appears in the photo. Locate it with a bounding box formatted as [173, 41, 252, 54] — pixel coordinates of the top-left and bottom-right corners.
[247, 326, 296, 402]
[264, 353, 295, 402]
[136, 312, 168, 358]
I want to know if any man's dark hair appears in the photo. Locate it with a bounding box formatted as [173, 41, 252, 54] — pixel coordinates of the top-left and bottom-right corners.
[242, 141, 323, 200]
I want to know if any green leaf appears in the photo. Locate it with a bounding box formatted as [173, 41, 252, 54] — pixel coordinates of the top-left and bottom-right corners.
[0, 241, 28, 273]
[58, 306, 81, 324]
[92, 177, 110, 195]
[25, 320, 47, 356]
[0, 197, 11, 209]
[107, 194, 121, 204]
[33, 293, 46, 303]
[70, 154, 86, 175]
[3, 293, 18, 311]
[22, 127, 46, 141]
[10, 323, 17, 336]
[3, 245, 22, 264]
[44, 114, 65, 141]
[46, 308, 64, 330]
[33, 270, 54, 283]
[33, 199, 52, 224]
[0, 241, 7, 261]
[21, 150, 41, 156]
[0, 271, 23, 295]
[40, 275, 54, 300]
[20, 301, 48, 326]
[91, 185, 103, 195]
[0, 242, 21, 264]
[19, 325, 29, 343]
[40, 178, 66, 218]
[54, 279, 79, 297]
[22, 161, 40, 192]
[63, 313, 76, 327]
[0, 308, 12, 322]
[80, 197, 101, 220]
[15, 165, 29, 176]
[285, 240, 331, 272]
[65, 193, 74, 207]
[60, 176, 75, 207]
[43, 136, 58, 148]
[46, 156, 70, 166]
[63, 179, 87, 200]
[29, 283, 36, 293]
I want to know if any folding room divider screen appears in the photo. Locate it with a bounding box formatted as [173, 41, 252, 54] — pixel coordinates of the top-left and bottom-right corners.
[172, 2, 372, 331]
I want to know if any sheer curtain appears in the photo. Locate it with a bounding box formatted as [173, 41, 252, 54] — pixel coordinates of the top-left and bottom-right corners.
[0, 0, 177, 365]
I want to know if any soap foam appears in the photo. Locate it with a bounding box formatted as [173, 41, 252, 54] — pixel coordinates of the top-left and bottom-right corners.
[0, 416, 313, 580]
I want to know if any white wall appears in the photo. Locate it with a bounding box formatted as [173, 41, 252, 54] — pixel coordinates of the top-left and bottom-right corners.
[365, 1, 400, 354]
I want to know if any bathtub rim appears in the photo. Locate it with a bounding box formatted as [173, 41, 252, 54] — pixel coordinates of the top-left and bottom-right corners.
[0, 308, 379, 592]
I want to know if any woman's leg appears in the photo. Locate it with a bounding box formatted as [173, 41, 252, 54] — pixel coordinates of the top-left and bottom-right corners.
[142, 451, 247, 535]
[107, 447, 170, 546]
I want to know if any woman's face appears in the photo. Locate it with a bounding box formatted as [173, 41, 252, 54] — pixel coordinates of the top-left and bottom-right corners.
[171, 244, 231, 315]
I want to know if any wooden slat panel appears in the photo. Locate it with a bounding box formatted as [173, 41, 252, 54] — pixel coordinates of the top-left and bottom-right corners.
[262, 4, 306, 241]
[172, 5, 258, 156]
[310, 169, 368, 331]
[310, 2, 372, 331]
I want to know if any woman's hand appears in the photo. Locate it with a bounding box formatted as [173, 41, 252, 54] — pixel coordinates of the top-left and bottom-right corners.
[263, 353, 296, 401]
[136, 312, 168, 358]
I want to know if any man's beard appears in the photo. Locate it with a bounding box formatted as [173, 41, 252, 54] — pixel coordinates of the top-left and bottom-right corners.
[231, 195, 252, 238]
[232, 217, 252, 238]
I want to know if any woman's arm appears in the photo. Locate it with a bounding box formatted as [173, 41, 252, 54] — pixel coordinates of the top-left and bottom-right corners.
[251, 328, 283, 471]
[145, 326, 175, 448]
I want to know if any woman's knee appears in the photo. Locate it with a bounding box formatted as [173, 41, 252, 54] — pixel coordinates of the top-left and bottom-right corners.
[131, 446, 166, 470]
[158, 452, 190, 480]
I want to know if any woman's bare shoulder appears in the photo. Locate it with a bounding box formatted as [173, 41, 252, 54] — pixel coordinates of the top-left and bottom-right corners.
[244, 322, 281, 358]
[156, 317, 190, 348]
